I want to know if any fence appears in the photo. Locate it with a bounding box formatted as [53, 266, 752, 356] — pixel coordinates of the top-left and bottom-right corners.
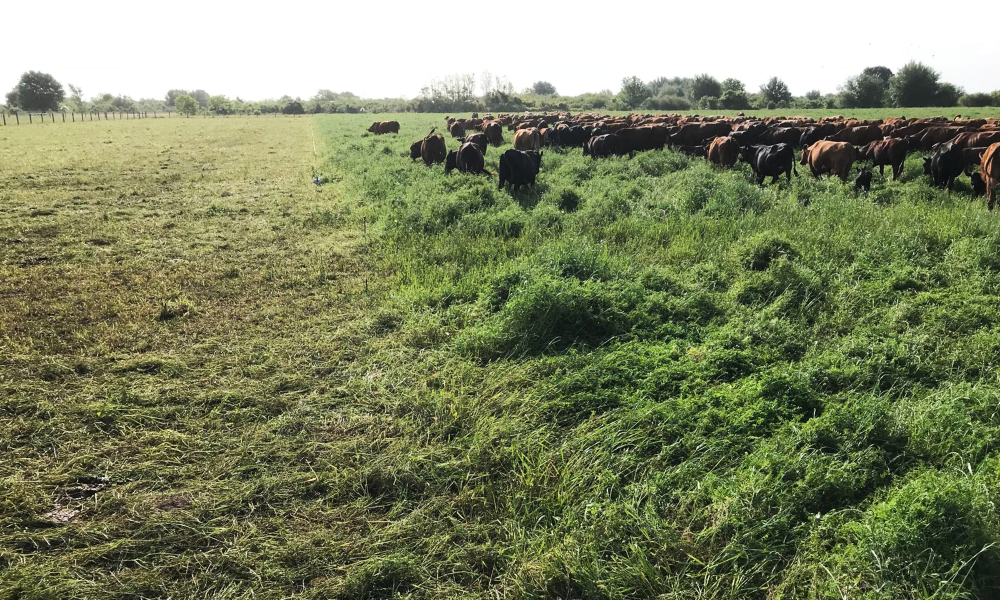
[0, 111, 308, 125]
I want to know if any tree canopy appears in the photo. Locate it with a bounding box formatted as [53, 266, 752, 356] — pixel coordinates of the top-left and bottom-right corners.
[9, 71, 64, 111]
[531, 81, 556, 95]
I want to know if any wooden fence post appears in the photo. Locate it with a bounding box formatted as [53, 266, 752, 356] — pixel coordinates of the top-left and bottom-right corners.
[28, 113, 32, 123]
[15, 112, 19, 125]
[2, 113, 5, 126]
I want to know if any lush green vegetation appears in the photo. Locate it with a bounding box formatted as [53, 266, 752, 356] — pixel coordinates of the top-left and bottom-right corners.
[4, 112, 1000, 598]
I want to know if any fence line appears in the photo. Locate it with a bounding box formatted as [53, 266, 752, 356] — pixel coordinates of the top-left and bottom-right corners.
[0, 110, 311, 125]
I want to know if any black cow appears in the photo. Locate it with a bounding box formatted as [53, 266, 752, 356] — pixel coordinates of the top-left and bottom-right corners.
[677, 145, 707, 157]
[854, 167, 873, 194]
[729, 123, 768, 147]
[445, 143, 490, 175]
[583, 134, 624, 159]
[465, 133, 489, 155]
[498, 149, 542, 191]
[927, 141, 964, 189]
[738, 143, 797, 185]
[548, 126, 595, 148]
[759, 127, 802, 146]
[799, 126, 829, 148]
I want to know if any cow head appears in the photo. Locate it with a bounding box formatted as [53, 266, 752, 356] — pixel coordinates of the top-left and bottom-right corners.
[367, 122, 378, 133]
[737, 145, 754, 163]
[799, 145, 810, 165]
[922, 157, 932, 175]
[445, 151, 458, 173]
[410, 141, 422, 159]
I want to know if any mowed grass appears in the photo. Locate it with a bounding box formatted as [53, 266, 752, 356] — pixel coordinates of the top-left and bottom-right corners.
[4, 111, 1000, 599]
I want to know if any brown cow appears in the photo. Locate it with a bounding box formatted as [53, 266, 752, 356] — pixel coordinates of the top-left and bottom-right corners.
[367, 121, 400, 134]
[801, 141, 857, 182]
[448, 121, 466, 138]
[949, 131, 1000, 150]
[826, 125, 883, 146]
[420, 130, 447, 166]
[706, 136, 739, 168]
[514, 128, 542, 151]
[484, 122, 504, 146]
[857, 138, 908, 180]
[982, 142, 1000, 210]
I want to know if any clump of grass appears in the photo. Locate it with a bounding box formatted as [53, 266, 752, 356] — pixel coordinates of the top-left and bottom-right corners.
[158, 296, 195, 321]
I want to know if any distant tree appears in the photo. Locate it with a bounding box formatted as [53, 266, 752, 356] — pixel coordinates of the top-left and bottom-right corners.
[11, 71, 64, 111]
[282, 100, 305, 114]
[619, 76, 650, 109]
[647, 76, 689, 98]
[720, 89, 751, 110]
[191, 89, 210, 108]
[208, 95, 232, 114]
[690, 74, 722, 101]
[960, 92, 993, 107]
[68, 84, 84, 105]
[862, 66, 893, 85]
[175, 94, 197, 115]
[531, 81, 557, 95]
[993, 91, 1000, 107]
[165, 89, 191, 106]
[759, 77, 792, 106]
[721, 78, 746, 93]
[5, 88, 19, 109]
[805, 89, 822, 101]
[935, 82, 964, 107]
[839, 73, 887, 108]
[888, 61, 942, 107]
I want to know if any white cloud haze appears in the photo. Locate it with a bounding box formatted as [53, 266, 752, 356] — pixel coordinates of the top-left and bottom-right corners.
[2, 0, 997, 102]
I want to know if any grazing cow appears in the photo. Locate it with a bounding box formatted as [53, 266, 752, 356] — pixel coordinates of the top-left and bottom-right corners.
[800, 141, 857, 182]
[857, 138, 908, 180]
[484, 122, 504, 146]
[583, 134, 624, 159]
[759, 127, 802, 146]
[449, 121, 466, 138]
[514, 128, 542, 151]
[928, 141, 965, 189]
[420, 130, 447, 166]
[948, 131, 1000, 150]
[498, 149, 543, 191]
[465, 133, 489, 155]
[671, 122, 732, 146]
[445, 142, 491, 176]
[367, 121, 400, 134]
[729, 122, 768, 147]
[799, 124, 839, 147]
[677, 145, 707, 158]
[617, 126, 669, 155]
[707, 136, 740, 168]
[855, 167, 873, 194]
[982, 142, 1000, 210]
[971, 172, 986, 196]
[825, 125, 883, 146]
[739, 143, 797, 185]
[909, 126, 970, 150]
[962, 147, 988, 172]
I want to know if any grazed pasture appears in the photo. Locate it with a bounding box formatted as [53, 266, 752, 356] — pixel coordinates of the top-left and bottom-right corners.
[4, 112, 1000, 599]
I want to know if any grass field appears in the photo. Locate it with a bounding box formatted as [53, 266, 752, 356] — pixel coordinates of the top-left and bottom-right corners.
[4, 112, 1000, 599]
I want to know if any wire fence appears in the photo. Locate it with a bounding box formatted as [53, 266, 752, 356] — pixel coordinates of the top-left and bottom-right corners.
[0, 111, 309, 125]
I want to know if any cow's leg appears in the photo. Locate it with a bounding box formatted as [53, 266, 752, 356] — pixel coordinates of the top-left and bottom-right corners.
[880, 164, 885, 176]
[988, 182, 995, 211]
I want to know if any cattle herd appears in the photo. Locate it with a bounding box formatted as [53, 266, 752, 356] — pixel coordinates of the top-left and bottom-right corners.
[367, 112, 1000, 208]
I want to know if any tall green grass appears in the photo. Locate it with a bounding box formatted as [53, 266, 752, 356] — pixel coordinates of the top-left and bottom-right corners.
[313, 113, 1000, 598]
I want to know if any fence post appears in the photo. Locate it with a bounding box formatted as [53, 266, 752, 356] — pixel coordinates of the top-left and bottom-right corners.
[2, 113, 5, 126]
[28, 113, 32, 123]
[15, 112, 19, 125]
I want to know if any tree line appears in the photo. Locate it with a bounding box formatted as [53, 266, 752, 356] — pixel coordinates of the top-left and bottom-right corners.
[4, 62, 1000, 117]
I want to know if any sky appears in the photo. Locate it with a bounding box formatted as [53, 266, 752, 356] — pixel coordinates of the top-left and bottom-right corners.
[2, 0, 996, 103]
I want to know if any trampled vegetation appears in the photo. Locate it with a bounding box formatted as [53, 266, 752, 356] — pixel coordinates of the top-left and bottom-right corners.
[4, 112, 1000, 598]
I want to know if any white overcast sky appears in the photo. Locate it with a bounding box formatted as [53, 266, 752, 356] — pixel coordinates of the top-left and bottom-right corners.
[2, 0, 996, 102]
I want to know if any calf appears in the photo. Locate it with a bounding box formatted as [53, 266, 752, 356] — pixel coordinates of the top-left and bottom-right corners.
[854, 167, 873, 194]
